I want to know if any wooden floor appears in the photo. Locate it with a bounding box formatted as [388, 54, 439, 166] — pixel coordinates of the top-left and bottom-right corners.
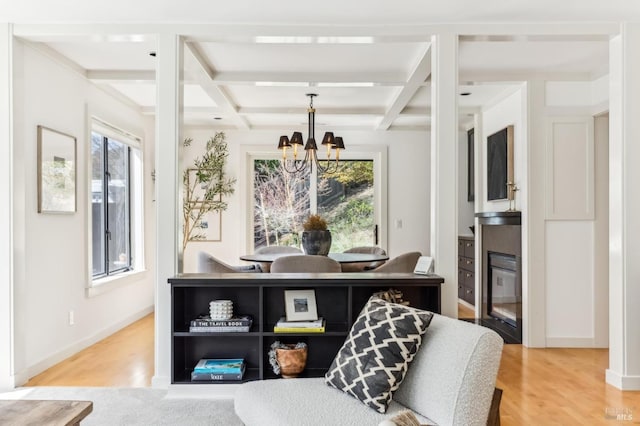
[24, 309, 640, 424]
[25, 313, 154, 387]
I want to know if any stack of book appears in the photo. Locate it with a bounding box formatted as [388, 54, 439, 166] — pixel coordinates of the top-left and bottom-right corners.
[273, 317, 325, 333]
[189, 315, 252, 332]
[191, 358, 246, 381]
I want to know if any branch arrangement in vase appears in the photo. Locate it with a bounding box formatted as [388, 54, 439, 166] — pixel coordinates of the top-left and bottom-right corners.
[182, 132, 236, 249]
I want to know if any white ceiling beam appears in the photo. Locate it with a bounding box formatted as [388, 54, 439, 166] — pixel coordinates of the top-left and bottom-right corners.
[141, 106, 223, 115]
[211, 71, 405, 86]
[377, 44, 432, 130]
[87, 70, 155, 83]
[459, 34, 611, 42]
[184, 42, 250, 130]
[13, 22, 620, 42]
[238, 106, 385, 116]
[460, 70, 594, 83]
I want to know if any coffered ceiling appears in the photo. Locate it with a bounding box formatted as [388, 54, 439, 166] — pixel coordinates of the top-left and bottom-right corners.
[5, 0, 633, 131]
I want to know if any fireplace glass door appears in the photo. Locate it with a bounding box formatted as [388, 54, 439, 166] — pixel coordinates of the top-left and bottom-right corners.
[488, 252, 519, 327]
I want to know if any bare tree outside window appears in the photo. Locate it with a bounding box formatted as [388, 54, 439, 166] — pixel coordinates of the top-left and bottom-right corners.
[253, 159, 375, 252]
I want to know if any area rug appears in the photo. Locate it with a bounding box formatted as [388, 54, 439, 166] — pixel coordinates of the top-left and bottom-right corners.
[0, 387, 244, 425]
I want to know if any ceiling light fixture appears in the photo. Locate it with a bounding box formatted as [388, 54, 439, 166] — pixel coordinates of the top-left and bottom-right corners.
[277, 93, 345, 175]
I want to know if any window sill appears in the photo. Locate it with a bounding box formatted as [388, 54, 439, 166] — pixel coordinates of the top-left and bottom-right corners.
[87, 269, 148, 298]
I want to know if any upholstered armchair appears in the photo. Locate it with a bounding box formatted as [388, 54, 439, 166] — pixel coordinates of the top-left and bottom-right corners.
[341, 246, 387, 272]
[371, 251, 421, 273]
[254, 246, 302, 272]
[196, 251, 261, 273]
[270, 255, 341, 273]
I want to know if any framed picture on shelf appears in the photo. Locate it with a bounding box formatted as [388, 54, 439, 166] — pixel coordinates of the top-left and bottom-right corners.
[284, 289, 318, 321]
[37, 125, 77, 214]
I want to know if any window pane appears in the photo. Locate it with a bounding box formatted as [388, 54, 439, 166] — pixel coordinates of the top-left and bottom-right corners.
[318, 160, 375, 252]
[253, 160, 310, 250]
[106, 139, 130, 272]
[91, 132, 106, 276]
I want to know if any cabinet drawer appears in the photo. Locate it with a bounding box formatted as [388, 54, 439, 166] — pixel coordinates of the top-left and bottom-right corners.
[462, 257, 474, 271]
[463, 239, 475, 258]
[463, 270, 474, 287]
[464, 285, 475, 305]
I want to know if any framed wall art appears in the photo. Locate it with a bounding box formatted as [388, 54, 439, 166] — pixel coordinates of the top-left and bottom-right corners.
[37, 125, 77, 213]
[487, 125, 514, 201]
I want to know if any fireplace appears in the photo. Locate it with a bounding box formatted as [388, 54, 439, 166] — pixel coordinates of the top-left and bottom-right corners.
[488, 252, 519, 327]
[475, 211, 522, 343]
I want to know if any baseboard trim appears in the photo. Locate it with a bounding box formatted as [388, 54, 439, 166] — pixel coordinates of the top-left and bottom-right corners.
[545, 337, 601, 348]
[18, 305, 154, 386]
[606, 369, 640, 390]
[152, 375, 171, 389]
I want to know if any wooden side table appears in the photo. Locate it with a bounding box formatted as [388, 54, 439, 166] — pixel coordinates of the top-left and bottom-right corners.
[0, 400, 93, 425]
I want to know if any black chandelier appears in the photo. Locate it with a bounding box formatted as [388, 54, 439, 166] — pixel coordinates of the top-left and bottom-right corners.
[277, 93, 345, 174]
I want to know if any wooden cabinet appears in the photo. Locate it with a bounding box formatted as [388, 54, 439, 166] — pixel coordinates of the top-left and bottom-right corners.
[458, 236, 476, 306]
[168, 273, 444, 385]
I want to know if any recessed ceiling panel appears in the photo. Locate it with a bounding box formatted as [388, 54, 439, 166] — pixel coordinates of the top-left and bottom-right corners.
[109, 82, 156, 107]
[197, 42, 427, 75]
[390, 115, 429, 129]
[457, 84, 518, 108]
[246, 113, 380, 129]
[459, 40, 608, 74]
[227, 86, 396, 110]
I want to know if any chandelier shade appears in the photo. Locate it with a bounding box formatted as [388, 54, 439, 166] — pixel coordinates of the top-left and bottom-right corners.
[277, 94, 344, 174]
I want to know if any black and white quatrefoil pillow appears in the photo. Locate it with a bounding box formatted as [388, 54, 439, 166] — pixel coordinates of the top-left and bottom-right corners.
[324, 297, 433, 413]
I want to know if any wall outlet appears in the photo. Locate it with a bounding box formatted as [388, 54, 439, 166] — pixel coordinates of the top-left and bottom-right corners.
[69, 310, 75, 326]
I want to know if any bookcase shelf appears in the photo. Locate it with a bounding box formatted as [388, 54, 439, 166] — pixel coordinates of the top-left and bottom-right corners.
[169, 272, 443, 385]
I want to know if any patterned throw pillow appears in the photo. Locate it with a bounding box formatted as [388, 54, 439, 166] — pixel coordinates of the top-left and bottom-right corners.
[325, 297, 434, 413]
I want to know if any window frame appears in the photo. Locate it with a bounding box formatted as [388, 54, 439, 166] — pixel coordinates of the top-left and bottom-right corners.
[242, 144, 388, 254]
[88, 118, 145, 288]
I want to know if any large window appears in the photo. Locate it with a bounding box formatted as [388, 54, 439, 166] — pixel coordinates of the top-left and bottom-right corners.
[253, 159, 376, 252]
[91, 121, 143, 280]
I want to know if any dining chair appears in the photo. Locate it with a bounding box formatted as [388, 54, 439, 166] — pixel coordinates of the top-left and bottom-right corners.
[371, 251, 422, 273]
[270, 255, 341, 273]
[254, 246, 302, 272]
[340, 246, 387, 272]
[197, 251, 261, 273]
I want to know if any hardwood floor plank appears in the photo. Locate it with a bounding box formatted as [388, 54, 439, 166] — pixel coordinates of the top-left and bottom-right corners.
[23, 308, 640, 425]
[25, 313, 154, 387]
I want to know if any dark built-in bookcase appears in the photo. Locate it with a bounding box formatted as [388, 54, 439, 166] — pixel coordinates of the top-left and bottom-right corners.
[168, 273, 444, 385]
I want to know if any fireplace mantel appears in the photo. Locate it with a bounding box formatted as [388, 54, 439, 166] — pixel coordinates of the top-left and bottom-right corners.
[475, 211, 521, 226]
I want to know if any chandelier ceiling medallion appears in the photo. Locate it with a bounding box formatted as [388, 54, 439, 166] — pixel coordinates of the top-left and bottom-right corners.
[277, 93, 345, 174]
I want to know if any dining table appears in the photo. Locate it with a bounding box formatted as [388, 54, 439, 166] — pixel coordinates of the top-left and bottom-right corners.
[239, 252, 389, 265]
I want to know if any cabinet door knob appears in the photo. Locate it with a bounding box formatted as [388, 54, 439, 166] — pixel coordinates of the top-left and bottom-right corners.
[466, 243, 472, 247]
[466, 260, 472, 265]
[466, 289, 472, 294]
[466, 273, 472, 278]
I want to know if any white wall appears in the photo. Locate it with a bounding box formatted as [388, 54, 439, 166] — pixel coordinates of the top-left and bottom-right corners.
[480, 89, 526, 213]
[10, 41, 154, 383]
[180, 129, 431, 272]
[0, 23, 13, 390]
